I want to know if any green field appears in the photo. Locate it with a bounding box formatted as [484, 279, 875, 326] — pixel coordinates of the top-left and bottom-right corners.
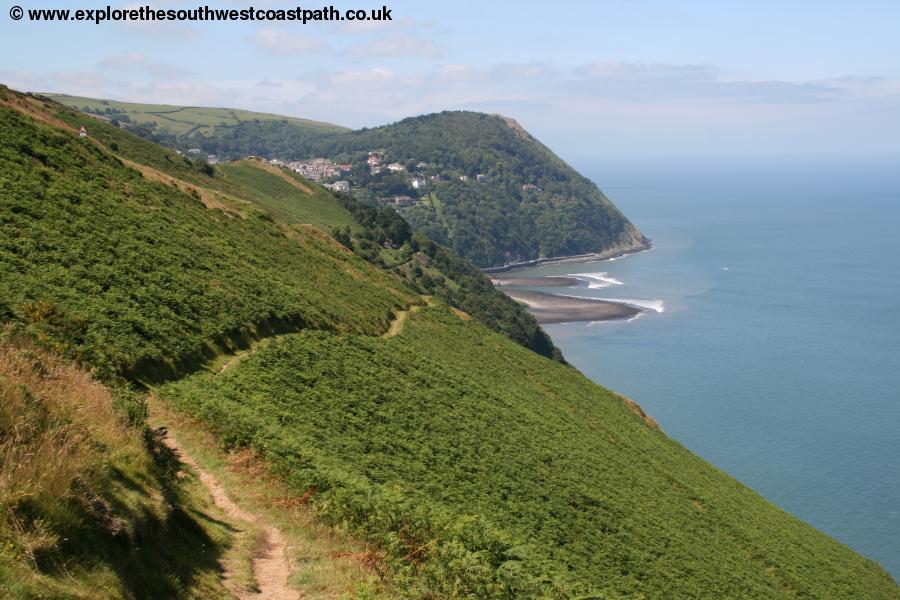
[217, 160, 357, 231]
[45, 93, 347, 138]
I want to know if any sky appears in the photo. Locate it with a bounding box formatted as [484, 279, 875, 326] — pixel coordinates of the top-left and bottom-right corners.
[2, 0, 899, 160]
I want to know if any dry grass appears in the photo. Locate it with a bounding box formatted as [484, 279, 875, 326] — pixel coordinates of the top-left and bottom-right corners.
[149, 399, 393, 599]
[450, 307, 471, 321]
[0, 340, 145, 554]
[0, 339, 236, 599]
[615, 391, 661, 431]
[0, 92, 79, 135]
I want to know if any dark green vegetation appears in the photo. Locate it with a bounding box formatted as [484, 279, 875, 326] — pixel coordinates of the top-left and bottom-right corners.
[330, 196, 561, 360]
[53, 94, 647, 268]
[297, 112, 648, 267]
[1, 88, 412, 381]
[161, 307, 899, 599]
[2, 86, 898, 598]
[0, 337, 236, 599]
[8, 88, 556, 362]
[46, 93, 346, 154]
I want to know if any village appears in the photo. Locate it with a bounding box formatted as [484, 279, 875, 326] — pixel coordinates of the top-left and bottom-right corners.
[256, 151, 540, 210]
[78, 121, 541, 211]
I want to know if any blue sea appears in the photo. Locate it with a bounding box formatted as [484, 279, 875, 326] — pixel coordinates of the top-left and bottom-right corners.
[514, 155, 900, 577]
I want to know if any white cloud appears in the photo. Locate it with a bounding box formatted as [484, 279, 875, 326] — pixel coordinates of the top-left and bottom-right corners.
[247, 29, 329, 54]
[567, 61, 844, 103]
[99, 53, 193, 79]
[345, 33, 443, 59]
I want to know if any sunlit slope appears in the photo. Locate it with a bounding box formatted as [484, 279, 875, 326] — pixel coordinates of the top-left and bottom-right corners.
[216, 159, 357, 231]
[296, 111, 650, 267]
[0, 86, 412, 381]
[50, 93, 648, 268]
[161, 306, 900, 599]
[8, 88, 561, 360]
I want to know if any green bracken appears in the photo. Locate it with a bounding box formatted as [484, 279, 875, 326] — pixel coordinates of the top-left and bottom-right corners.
[1, 85, 897, 599]
[159, 307, 900, 599]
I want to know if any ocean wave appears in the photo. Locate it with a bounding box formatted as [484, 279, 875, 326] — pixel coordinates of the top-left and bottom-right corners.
[602, 298, 666, 313]
[555, 294, 666, 314]
[587, 312, 645, 326]
[569, 272, 625, 288]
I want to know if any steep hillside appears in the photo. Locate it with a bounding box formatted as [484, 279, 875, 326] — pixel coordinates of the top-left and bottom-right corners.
[1, 86, 897, 599]
[214, 160, 560, 359]
[159, 307, 899, 599]
[7, 89, 559, 362]
[1, 87, 415, 381]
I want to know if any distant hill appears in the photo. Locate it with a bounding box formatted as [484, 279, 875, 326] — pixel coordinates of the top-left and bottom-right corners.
[46, 93, 347, 157]
[2, 85, 898, 599]
[297, 111, 650, 267]
[52, 95, 647, 268]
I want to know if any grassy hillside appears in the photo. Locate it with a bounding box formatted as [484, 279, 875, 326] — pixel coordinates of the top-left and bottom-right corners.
[7, 88, 559, 361]
[0, 338, 235, 599]
[159, 307, 899, 599]
[216, 159, 357, 232]
[1, 88, 414, 381]
[46, 93, 346, 145]
[2, 86, 897, 598]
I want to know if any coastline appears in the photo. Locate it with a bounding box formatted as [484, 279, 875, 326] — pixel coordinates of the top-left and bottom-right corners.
[491, 276, 581, 287]
[482, 238, 653, 274]
[505, 290, 640, 324]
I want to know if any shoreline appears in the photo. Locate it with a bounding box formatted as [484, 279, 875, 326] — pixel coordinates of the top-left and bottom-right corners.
[491, 276, 581, 288]
[482, 238, 653, 275]
[505, 290, 640, 324]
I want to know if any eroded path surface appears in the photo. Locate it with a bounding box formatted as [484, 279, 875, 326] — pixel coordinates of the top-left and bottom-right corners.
[161, 430, 300, 600]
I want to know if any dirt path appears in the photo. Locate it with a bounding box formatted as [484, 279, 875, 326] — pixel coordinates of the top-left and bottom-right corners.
[218, 351, 249, 375]
[161, 430, 299, 600]
[383, 310, 409, 338]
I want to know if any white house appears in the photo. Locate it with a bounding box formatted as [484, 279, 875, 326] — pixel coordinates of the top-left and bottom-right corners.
[411, 178, 427, 190]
